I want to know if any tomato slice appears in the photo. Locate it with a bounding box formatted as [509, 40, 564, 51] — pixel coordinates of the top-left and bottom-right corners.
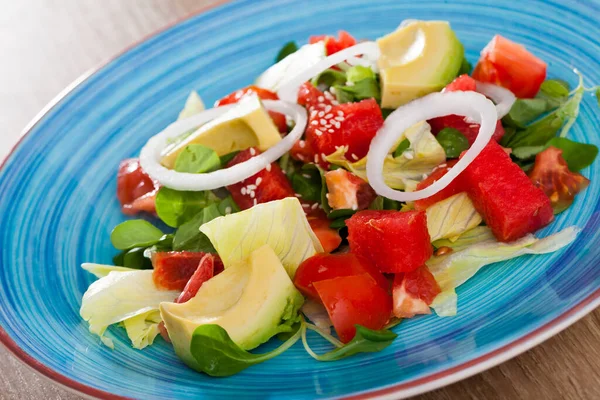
[528, 146, 590, 213]
[117, 158, 160, 215]
[392, 266, 441, 318]
[309, 30, 357, 55]
[306, 213, 343, 253]
[314, 273, 392, 343]
[214, 85, 287, 132]
[473, 35, 547, 98]
[294, 253, 389, 301]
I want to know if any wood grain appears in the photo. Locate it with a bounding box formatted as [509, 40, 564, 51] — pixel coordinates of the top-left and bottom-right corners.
[1, 1, 599, 399]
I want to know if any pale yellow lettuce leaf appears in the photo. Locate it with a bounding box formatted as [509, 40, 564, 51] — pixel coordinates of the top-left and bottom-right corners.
[81, 263, 137, 278]
[122, 310, 163, 350]
[178, 91, 205, 120]
[433, 226, 495, 251]
[429, 227, 580, 317]
[200, 198, 323, 277]
[426, 193, 482, 242]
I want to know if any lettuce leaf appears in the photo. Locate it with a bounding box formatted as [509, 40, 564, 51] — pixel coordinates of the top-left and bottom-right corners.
[426, 193, 482, 242]
[122, 310, 162, 350]
[200, 198, 323, 277]
[325, 121, 445, 191]
[81, 263, 137, 278]
[80, 270, 179, 348]
[178, 91, 205, 120]
[432, 226, 495, 251]
[429, 226, 580, 317]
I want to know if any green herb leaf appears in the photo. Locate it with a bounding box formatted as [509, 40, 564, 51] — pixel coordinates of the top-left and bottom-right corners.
[301, 163, 330, 213]
[596, 87, 600, 108]
[458, 57, 472, 75]
[155, 188, 216, 228]
[393, 138, 411, 158]
[219, 151, 240, 167]
[174, 144, 221, 174]
[292, 167, 322, 203]
[346, 66, 375, 84]
[312, 69, 347, 89]
[436, 128, 469, 158]
[334, 78, 380, 102]
[122, 247, 153, 269]
[503, 98, 548, 128]
[369, 196, 384, 210]
[110, 220, 165, 251]
[329, 218, 349, 229]
[275, 41, 299, 63]
[511, 145, 547, 160]
[504, 87, 583, 148]
[383, 197, 401, 210]
[546, 137, 599, 171]
[173, 196, 239, 252]
[540, 79, 570, 98]
[381, 108, 395, 120]
[189, 324, 301, 376]
[302, 324, 397, 362]
[327, 208, 356, 220]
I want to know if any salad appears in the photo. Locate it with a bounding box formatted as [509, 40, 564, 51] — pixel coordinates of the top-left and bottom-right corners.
[80, 20, 599, 376]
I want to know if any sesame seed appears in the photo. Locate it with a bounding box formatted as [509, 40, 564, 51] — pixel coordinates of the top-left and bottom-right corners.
[266, 163, 272, 171]
[351, 153, 359, 160]
[256, 177, 262, 186]
[335, 116, 344, 121]
[337, 111, 344, 117]
[249, 148, 256, 156]
[438, 163, 447, 169]
[311, 203, 319, 210]
[310, 110, 317, 118]
[225, 206, 232, 214]
[346, 81, 355, 87]
[318, 96, 325, 102]
[324, 105, 332, 112]
[333, 121, 341, 129]
[302, 174, 312, 179]
[299, 140, 306, 148]
[241, 187, 247, 195]
[422, 173, 428, 180]
[247, 184, 257, 190]
[314, 154, 319, 163]
[311, 120, 318, 126]
[253, 199, 258, 206]
[329, 87, 336, 94]
[320, 118, 327, 125]
[325, 113, 333, 119]
[321, 153, 327, 161]
[404, 152, 414, 160]
[302, 203, 310, 208]
[314, 129, 323, 136]
[250, 191, 256, 198]
[326, 193, 330, 199]
[318, 111, 325, 117]
[297, 154, 305, 161]
[296, 193, 303, 198]
[352, 204, 358, 210]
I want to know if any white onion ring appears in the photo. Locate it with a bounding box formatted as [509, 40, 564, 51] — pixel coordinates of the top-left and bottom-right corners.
[139, 100, 307, 191]
[476, 81, 516, 119]
[366, 91, 498, 202]
[277, 41, 381, 102]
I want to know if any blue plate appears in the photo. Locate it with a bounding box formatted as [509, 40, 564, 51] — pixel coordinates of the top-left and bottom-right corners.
[1, 0, 599, 398]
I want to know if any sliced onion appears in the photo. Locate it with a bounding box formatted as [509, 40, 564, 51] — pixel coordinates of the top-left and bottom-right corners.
[476, 81, 516, 119]
[277, 41, 381, 102]
[366, 91, 497, 202]
[139, 100, 307, 191]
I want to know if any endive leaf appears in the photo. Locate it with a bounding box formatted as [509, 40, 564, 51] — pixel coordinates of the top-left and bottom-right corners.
[200, 198, 323, 277]
[429, 226, 580, 317]
[122, 310, 163, 350]
[426, 193, 482, 242]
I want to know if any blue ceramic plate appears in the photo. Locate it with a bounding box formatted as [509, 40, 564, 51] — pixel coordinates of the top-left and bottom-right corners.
[1, 0, 599, 398]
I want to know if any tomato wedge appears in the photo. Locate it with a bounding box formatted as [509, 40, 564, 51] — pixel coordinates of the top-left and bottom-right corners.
[309, 30, 357, 55]
[294, 253, 389, 301]
[117, 158, 160, 215]
[306, 213, 343, 253]
[314, 273, 392, 343]
[473, 35, 547, 98]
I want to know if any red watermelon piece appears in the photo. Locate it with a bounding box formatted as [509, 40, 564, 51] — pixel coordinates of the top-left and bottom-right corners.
[428, 74, 505, 144]
[175, 254, 215, 304]
[392, 266, 441, 318]
[297, 83, 384, 163]
[413, 160, 464, 210]
[346, 210, 433, 273]
[462, 141, 554, 242]
[309, 30, 357, 56]
[226, 148, 295, 210]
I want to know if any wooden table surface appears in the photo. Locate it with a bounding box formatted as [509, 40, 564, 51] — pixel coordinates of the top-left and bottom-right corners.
[1, 1, 599, 399]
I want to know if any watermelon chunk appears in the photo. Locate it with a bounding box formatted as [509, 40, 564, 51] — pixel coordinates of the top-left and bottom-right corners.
[392, 266, 441, 319]
[462, 141, 553, 242]
[226, 148, 295, 210]
[346, 210, 433, 273]
[413, 160, 463, 210]
[152, 251, 223, 291]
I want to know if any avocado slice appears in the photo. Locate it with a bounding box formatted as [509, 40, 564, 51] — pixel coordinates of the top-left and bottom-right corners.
[160, 94, 282, 168]
[159, 245, 304, 372]
[377, 20, 464, 108]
